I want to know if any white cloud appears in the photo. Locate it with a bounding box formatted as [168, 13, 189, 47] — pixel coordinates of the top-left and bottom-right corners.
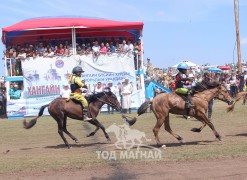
[241, 37, 247, 45]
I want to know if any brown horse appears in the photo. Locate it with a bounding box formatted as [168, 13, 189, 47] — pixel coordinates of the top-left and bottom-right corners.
[125, 82, 234, 147]
[23, 90, 121, 148]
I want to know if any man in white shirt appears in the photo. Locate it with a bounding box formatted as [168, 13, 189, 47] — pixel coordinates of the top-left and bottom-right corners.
[121, 40, 128, 53]
[92, 41, 100, 58]
[121, 77, 133, 114]
[60, 84, 71, 98]
[107, 80, 118, 114]
[127, 40, 134, 54]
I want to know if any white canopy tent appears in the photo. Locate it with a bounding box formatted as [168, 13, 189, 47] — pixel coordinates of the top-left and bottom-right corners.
[172, 60, 198, 68]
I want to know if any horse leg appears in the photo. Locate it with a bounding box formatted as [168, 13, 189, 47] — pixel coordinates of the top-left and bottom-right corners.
[153, 118, 165, 148]
[87, 119, 111, 142]
[86, 119, 100, 137]
[191, 122, 207, 133]
[195, 112, 222, 141]
[164, 115, 184, 143]
[62, 115, 79, 143]
[55, 116, 71, 148]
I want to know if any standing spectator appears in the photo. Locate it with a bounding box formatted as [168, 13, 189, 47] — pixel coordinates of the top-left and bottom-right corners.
[107, 80, 118, 114]
[237, 71, 245, 92]
[121, 78, 133, 114]
[9, 84, 21, 99]
[133, 42, 139, 70]
[94, 82, 103, 94]
[60, 84, 71, 98]
[229, 73, 237, 98]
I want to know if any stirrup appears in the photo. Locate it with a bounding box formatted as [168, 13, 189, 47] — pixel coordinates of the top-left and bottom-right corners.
[83, 115, 92, 121]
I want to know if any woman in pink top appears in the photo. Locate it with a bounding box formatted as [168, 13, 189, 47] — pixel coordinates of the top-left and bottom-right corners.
[99, 42, 107, 54]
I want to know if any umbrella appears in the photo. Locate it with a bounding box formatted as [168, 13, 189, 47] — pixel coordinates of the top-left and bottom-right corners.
[172, 60, 197, 68]
[208, 67, 223, 73]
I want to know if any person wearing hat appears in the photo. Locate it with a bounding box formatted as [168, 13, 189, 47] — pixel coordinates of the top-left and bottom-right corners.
[201, 71, 214, 121]
[107, 80, 118, 114]
[9, 84, 21, 99]
[60, 84, 71, 98]
[175, 62, 194, 111]
[68, 66, 91, 121]
[121, 77, 133, 114]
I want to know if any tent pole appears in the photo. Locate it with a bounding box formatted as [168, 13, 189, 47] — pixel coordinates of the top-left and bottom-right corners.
[72, 27, 76, 55]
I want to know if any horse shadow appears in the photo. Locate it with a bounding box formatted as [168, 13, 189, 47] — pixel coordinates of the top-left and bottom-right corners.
[226, 133, 247, 137]
[44, 142, 109, 149]
[124, 140, 216, 150]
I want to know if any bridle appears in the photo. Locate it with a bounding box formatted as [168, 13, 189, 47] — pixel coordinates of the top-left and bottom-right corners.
[94, 91, 119, 108]
[195, 82, 230, 103]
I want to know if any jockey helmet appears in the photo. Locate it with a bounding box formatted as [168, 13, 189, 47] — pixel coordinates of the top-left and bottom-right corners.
[177, 62, 189, 70]
[72, 66, 84, 74]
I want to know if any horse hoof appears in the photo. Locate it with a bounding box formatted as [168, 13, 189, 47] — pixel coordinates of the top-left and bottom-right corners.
[162, 145, 167, 149]
[75, 140, 80, 143]
[191, 128, 201, 133]
[216, 136, 222, 141]
[107, 138, 111, 143]
[156, 144, 163, 148]
[178, 138, 185, 144]
[68, 146, 72, 149]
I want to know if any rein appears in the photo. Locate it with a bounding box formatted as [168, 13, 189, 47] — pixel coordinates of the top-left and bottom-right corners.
[94, 92, 118, 108]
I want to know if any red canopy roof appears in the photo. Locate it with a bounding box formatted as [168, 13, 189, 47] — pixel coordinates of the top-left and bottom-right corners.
[2, 17, 143, 45]
[3, 17, 143, 32]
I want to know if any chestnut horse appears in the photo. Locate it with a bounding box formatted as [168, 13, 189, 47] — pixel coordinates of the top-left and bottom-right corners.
[23, 90, 121, 148]
[125, 82, 234, 147]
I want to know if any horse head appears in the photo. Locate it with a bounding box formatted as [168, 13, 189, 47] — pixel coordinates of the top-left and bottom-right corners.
[103, 88, 121, 111]
[215, 85, 234, 105]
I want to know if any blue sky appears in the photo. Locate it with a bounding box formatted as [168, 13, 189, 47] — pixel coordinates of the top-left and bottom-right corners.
[1, 0, 247, 77]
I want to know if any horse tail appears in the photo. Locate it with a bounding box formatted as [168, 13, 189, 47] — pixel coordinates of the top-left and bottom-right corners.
[123, 100, 152, 126]
[226, 92, 247, 112]
[23, 104, 49, 129]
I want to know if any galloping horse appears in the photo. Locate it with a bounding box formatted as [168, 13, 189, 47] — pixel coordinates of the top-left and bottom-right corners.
[23, 89, 121, 148]
[125, 81, 234, 147]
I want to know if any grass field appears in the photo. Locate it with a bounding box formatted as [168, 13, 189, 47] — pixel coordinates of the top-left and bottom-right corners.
[0, 100, 246, 175]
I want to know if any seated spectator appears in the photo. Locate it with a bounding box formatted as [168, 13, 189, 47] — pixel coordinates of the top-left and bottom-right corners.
[68, 44, 73, 55]
[92, 41, 100, 58]
[47, 48, 55, 57]
[37, 42, 45, 56]
[121, 40, 128, 53]
[43, 48, 49, 57]
[115, 42, 121, 53]
[99, 42, 107, 54]
[110, 42, 116, 53]
[63, 45, 70, 56]
[94, 82, 104, 94]
[56, 44, 64, 56]
[76, 45, 84, 55]
[9, 84, 21, 99]
[16, 48, 26, 60]
[85, 46, 92, 55]
[105, 42, 111, 54]
[127, 40, 134, 54]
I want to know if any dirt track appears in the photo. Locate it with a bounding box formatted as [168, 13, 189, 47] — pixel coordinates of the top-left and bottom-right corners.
[2, 157, 247, 180]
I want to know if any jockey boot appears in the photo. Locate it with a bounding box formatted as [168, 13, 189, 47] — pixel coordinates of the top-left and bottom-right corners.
[185, 94, 194, 109]
[83, 109, 92, 121]
[208, 111, 212, 121]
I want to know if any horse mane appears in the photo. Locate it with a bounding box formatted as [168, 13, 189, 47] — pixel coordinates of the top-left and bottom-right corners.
[87, 91, 112, 104]
[193, 80, 220, 92]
